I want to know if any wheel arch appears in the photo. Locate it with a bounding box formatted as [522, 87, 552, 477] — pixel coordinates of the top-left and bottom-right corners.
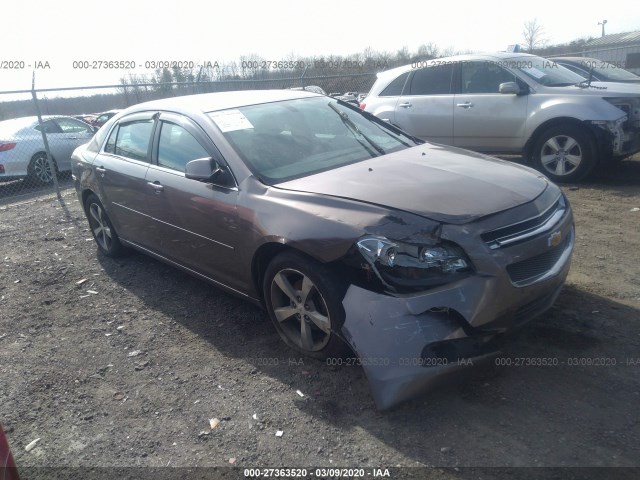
[29, 150, 57, 165]
[523, 117, 601, 163]
[251, 242, 321, 302]
[81, 188, 95, 209]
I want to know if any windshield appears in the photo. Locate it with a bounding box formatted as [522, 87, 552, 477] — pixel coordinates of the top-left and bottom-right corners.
[585, 61, 640, 81]
[209, 97, 418, 184]
[510, 56, 587, 86]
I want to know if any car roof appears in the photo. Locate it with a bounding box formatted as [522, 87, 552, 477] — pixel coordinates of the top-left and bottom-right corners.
[376, 52, 541, 79]
[551, 57, 605, 64]
[124, 90, 321, 115]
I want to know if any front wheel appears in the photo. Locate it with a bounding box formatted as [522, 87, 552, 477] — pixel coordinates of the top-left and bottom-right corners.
[531, 126, 597, 182]
[85, 194, 125, 257]
[263, 252, 349, 360]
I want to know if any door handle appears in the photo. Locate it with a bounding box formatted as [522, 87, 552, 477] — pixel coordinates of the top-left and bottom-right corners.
[147, 181, 164, 193]
[398, 102, 412, 108]
[68, 136, 78, 140]
[456, 102, 474, 108]
[95, 166, 106, 176]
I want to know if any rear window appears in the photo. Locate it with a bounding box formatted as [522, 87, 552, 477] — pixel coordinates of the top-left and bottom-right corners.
[380, 72, 410, 96]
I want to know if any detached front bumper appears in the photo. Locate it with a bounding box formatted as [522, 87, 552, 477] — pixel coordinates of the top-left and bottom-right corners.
[340, 214, 574, 410]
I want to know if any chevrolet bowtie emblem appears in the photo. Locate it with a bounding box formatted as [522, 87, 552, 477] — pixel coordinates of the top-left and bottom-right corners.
[548, 231, 562, 248]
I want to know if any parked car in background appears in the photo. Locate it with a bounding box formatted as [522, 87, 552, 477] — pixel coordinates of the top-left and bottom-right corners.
[362, 53, 640, 182]
[330, 91, 361, 105]
[0, 115, 95, 185]
[72, 90, 574, 409]
[290, 85, 327, 95]
[74, 114, 98, 125]
[91, 110, 121, 128]
[550, 57, 640, 84]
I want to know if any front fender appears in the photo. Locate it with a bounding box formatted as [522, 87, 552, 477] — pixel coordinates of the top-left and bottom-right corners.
[525, 95, 626, 139]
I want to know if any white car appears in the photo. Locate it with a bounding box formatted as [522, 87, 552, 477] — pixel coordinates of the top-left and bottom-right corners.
[0, 115, 95, 185]
[361, 53, 640, 182]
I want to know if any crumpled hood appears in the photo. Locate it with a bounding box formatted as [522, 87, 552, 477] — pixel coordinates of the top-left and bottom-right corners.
[276, 144, 549, 224]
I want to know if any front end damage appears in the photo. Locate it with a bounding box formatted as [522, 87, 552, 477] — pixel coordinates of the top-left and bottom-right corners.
[338, 191, 575, 410]
[596, 97, 640, 158]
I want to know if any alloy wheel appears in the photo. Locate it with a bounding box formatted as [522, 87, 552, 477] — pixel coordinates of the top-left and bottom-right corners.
[270, 268, 332, 352]
[32, 154, 54, 184]
[540, 135, 583, 177]
[88, 202, 113, 252]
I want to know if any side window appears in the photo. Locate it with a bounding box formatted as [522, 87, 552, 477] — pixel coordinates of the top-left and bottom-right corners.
[104, 126, 118, 154]
[381, 72, 410, 96]
[408, 65, 454, 95]
[157, 122, 209, 172]
[34, 120, 62, 134]
[56, 118, 92, 134]
[112, 120, 153, 161]
[461, 61, 518, 94]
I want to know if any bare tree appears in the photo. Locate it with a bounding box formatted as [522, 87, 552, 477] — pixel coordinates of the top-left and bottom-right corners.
[523, 19, 548, 53]
[396, 46, 410, 64]
[416, 42, 440, 60]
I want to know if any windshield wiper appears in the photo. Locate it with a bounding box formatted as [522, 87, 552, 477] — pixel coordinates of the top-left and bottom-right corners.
[576, 66, 594, 89]
[575, 67, 605, 89]
[327, 102, 385, 155]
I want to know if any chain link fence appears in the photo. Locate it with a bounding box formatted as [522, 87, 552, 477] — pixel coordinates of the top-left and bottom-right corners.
[0, 71, 377, 205]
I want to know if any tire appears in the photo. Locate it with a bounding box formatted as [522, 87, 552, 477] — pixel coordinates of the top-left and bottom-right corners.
[84, 194, 125, 257]
[531, 125, 597, 182]
[263, 251, 350, 360]
[26, 152, 57, 186]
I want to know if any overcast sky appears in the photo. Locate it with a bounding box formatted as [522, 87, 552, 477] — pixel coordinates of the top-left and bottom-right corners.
[1, 0, 639, 95]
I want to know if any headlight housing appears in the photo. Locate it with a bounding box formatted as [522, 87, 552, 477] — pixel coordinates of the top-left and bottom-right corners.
[356, 236, 472, 292]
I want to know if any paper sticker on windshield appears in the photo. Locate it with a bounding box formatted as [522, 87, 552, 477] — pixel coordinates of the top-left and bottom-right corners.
[522, 67, 546, 79]
[210, 110, 254, 132]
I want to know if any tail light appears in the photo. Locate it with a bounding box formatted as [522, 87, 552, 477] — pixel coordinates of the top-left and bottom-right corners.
[359, 103, 366, 110]
[0, 142, 17, 152]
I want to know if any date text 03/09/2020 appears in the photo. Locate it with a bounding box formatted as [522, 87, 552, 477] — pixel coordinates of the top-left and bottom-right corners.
[243, 467, 391, 478]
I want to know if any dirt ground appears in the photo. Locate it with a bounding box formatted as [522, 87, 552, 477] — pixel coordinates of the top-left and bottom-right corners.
[1, 158, 639, 480]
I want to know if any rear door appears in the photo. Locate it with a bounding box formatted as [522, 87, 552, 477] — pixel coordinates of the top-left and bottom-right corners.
[92, 113, 156, 245]
[393, 64, 455, 144]
[35, 120, 70, 165]
[453, 61, 529, 152]
[144, 113, 241, 290]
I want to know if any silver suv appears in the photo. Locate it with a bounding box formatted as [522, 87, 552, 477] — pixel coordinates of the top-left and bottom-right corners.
[361, 53, 640, 182]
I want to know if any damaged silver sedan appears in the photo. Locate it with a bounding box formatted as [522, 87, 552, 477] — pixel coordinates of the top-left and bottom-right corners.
[72, 90, 574, 409]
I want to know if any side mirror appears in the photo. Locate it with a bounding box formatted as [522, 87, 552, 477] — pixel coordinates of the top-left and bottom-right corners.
[499, 82, 521, 95]
[185, 157, 221, 181]
[185, 157, 234, 186]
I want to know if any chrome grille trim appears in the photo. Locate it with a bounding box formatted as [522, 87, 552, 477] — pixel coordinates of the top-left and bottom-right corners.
[482, 195, 566, 250]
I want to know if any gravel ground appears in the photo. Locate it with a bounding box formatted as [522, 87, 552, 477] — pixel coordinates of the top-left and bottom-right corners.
[1, 158, 639, 480]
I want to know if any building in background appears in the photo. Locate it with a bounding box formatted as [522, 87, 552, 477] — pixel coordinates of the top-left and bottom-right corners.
[582, 31, 640, 74]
